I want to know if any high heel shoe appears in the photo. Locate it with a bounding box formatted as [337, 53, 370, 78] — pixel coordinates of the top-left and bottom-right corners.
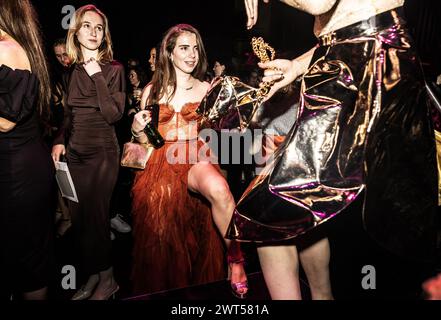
[89, 283, 119, 300]
[72, 274, 99, 300]
[228, 257, 248, 299]
[71, 285, 94, 300]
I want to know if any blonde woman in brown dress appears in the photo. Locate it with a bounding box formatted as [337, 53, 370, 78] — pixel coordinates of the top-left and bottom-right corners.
[52, 5, 125, 300]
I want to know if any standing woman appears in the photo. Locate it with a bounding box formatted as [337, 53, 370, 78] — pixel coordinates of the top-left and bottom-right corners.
[51, 5, 125, 300]
[234, 0, 439, 300]
[0, 0, 54, 300]
[130, 24, 248, 297]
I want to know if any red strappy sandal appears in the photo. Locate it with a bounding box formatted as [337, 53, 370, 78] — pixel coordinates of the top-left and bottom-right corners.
[228, 256, 248, 299]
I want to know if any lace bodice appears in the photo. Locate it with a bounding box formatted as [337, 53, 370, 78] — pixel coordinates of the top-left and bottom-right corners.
[158, 102, 201, 141]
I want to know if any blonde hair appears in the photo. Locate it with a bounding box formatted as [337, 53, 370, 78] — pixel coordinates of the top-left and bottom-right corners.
[66, 4, 113, 64]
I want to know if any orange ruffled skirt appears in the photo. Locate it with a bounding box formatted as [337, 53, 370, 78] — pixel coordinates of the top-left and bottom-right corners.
[130, 140, 225, 295]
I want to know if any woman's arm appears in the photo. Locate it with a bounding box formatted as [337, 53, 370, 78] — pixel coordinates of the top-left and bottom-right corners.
[281, 0, 338, 15]
[259, 46, 316, 101]
[52, 69, 73, 152]
[139, 84, 152, 110]
[90, 62, 126, 124]
[130, 84, 153, 144]
[0, 117, 15, 132]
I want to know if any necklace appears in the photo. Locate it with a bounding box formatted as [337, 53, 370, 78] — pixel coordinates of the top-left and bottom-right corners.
[177, 79, 194, 91]
[177, 85, 193, 91]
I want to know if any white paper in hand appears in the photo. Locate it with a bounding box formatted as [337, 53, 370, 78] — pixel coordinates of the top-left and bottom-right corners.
[55, 161, 79, 203]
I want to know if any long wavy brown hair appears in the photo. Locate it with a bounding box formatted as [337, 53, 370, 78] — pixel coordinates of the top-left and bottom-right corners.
[147, 24, 207, 105]
[66, 4, 113, 64]
[0, 0, 51, 119]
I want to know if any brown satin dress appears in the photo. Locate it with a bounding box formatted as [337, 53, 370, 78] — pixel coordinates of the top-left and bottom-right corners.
[131, 102, 225, 295]
[54, 61, 126, 275]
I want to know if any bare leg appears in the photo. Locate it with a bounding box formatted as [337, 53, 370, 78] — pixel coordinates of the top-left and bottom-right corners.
[299, 237, 333, 300]
[188, 162, 247, 295]
[257, 244, 302, 300]
[188, 162, 235, 246]
[23, 287, 47, 300]
[89, 267, 119, 300]
[254, 137, 332, 300]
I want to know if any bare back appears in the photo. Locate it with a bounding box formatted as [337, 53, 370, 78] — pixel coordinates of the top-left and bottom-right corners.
[0, 30, 31, 130]
[282, 0, 404, 37]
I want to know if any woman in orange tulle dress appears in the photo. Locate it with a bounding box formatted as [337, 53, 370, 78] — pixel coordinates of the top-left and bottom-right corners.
[129, 24, 248, 297]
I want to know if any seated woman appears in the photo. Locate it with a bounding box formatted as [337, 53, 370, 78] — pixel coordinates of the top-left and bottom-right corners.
[130, 23, 248, 298]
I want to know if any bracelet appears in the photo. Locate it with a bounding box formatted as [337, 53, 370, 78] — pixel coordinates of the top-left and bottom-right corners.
[131, 127, 144, 137]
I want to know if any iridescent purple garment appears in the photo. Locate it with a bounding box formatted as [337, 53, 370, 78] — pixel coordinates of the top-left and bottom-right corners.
[228, 8, 439, 261]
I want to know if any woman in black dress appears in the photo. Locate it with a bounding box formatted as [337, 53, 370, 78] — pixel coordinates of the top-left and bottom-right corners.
[52, 4, 125, 300]
[0, 0, 54, 300]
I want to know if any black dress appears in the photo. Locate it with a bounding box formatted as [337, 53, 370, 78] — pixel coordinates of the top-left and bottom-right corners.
[54, 61, 125, 275]
[0, 65, 55, 293]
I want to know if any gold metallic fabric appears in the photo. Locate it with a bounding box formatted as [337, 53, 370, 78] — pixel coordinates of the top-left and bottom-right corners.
[197, 76, 261, 131]
[197, 38, 275, 132]
[228, 8, 439, 261]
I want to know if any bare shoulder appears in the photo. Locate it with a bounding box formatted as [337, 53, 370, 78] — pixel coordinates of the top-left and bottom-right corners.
[197, 80, 211, 92]
[0, 40, 31, 71]
[193, 80, 210, 101]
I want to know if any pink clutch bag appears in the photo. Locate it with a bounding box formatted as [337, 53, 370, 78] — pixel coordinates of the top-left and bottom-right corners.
[120, 138, 154, 169]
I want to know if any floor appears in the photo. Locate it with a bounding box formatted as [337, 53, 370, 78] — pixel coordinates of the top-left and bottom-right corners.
[49, 191, 440, 301]
[41, 154, 441, 301]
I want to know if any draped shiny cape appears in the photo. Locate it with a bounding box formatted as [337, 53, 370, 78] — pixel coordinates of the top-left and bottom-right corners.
[227, 8, 440, 261]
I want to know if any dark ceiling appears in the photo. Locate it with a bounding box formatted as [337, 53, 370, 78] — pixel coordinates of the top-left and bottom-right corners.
[33, 0, 441, 77]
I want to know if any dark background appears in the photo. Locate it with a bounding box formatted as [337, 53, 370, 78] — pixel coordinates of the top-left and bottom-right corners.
[33, 0, 441, 79]
[30, 0, 441, 300]
[34, 0, 238, 69]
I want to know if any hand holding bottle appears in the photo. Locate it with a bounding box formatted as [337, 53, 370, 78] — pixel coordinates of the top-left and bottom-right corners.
[132, 110, 151, 133]
[144, 104, 164, 148]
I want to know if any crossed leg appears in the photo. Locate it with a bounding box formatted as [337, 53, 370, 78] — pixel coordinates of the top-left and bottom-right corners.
[188, 161, 247, 296]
